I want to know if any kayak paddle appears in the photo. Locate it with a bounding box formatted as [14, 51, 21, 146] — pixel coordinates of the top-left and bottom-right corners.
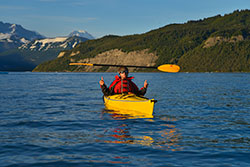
[69, 63, 180, 73]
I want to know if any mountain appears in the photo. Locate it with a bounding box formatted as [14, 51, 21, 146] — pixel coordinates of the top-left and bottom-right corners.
[33, 9, 250, 72]
[0, 26, 93, 71]
[69, 30, 95, 39]
[19, 36, 89, 51]
[0, 21, 44, 52]
[16, 35, 89, 66]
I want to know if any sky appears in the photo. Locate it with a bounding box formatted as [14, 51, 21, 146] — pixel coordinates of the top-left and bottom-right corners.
[0, 0, 249, 38]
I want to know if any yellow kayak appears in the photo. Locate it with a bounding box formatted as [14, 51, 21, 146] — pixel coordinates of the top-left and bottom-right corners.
[104, 94, 156, 117]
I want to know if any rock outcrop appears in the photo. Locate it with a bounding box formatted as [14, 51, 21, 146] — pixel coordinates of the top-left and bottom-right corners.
[71, 49, 158, 72]
[203, 35, 244, 48]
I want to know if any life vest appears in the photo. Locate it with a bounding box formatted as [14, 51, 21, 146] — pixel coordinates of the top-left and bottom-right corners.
[109, 75, 139, 94]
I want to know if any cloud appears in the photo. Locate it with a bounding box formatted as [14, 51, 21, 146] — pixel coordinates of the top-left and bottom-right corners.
[0, 5, 30, 10]
[37, 0, 98, 6]
[71, 1, 89, 6]
[26, 15, 97, 23]
[38, 0, 80, 4]
[38, 0, 59, 2]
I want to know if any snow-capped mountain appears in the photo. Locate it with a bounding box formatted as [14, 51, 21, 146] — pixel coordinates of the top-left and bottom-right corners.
[15, 31, 91, 69]
[0, 23, 94, 71]
[0, 21, 44, 51]
[69, 30, 95, 39]
[19, 33, 89, 51]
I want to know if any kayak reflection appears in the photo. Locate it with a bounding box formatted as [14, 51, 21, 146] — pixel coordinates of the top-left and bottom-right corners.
[99, 110, 182, 150]
[97, 122, 154, 146]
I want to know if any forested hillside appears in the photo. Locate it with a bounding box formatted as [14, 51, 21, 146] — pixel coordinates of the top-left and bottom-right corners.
[33, 10, 250, 72]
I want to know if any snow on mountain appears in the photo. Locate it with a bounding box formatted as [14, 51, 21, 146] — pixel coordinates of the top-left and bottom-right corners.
[0, 22, 95, 51]
[0, 22, 44, 40]
[0, 22, 94, 62]
[0, 33, 11, 40]
[0, 22, 95, 71]
[20, 38, 29, 44]
[10, 24, 17, 34]
[69, 30, 95, 39]
[22, 37, 67, 51]
[0, 21, 44, 51]
[19, 30, 93, 51]
[19, 36, 88, 51]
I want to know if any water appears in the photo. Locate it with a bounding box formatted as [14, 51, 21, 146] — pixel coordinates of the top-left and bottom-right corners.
[0, 72, 249, 167]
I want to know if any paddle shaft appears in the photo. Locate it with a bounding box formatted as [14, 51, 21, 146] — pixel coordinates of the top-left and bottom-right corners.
[69, 63, 180, 72]
[89, 63, 156, 69]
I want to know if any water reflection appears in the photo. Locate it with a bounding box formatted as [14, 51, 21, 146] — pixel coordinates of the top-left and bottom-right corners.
[157, 117, 182, 151]
[99, 110, 182, 151]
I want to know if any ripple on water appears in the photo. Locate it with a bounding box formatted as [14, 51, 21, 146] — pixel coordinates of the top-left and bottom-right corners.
[0, 72, 249, 166]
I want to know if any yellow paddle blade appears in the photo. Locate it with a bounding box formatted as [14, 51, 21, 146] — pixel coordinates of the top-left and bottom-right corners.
[157, 64, 180, 73]
[69, 63, 93, 66]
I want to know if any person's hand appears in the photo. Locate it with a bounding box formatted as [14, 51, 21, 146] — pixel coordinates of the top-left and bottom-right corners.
[144, 80, 148, 88]
[99, 77, 105, 86]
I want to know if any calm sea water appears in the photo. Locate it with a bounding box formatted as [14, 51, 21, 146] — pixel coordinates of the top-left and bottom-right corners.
[0, 72, 249, 167]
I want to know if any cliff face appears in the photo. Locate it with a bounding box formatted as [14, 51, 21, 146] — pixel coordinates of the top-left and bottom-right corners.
[69, 49, 157, 72]
[203, 35, 244, 48]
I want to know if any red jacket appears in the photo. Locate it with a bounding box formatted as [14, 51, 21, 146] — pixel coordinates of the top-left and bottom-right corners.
[101, 75, 147, 96]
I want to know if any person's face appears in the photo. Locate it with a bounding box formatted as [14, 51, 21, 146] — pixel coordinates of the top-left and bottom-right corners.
[119, 70, 128, 79]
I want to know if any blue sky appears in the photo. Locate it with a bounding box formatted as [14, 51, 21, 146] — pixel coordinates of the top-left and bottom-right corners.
[1, 0, 249, 38]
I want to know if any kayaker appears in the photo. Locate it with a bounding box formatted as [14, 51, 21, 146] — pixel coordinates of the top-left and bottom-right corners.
[99, 66, 148, 96]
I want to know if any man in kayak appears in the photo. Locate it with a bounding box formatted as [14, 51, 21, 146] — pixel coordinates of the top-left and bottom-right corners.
[99, 66, 148, 96]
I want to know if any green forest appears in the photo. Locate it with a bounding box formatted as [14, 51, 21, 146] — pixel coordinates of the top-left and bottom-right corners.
[33, 10, 250, 72]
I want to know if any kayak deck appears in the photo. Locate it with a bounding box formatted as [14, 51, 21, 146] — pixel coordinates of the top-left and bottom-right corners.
[104, 94, 156, 117]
